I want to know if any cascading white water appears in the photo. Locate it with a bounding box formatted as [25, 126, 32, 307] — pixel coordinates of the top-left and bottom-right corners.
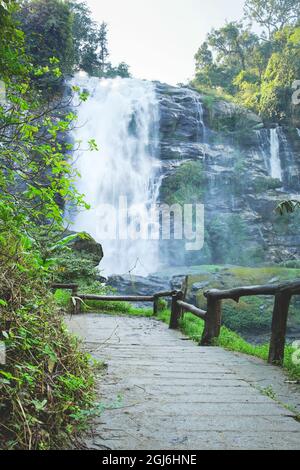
[69, 74, 161, 276]
[255, 129, 270, 173]
[297, 129, 300, 138]
[192, 94, 206, 143]
[270, 128, 282, 181]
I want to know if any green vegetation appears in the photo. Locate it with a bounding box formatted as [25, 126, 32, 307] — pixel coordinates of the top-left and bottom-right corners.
[159, 161, 204, 205]
[193, 0, 300, 124]
[0, 1, 112, 449]
[183, 265, 300, 333]
[1, 0, 300, 450]
[19, 0, 130, 80]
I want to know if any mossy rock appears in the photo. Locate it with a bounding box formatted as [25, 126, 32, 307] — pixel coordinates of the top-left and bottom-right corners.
[71, 233, 103, 267]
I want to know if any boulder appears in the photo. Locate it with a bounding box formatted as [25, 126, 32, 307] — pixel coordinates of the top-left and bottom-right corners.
[72, 234, 104, 267]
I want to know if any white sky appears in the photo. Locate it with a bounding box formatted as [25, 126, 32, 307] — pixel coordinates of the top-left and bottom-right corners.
[86, 0, 246, 85]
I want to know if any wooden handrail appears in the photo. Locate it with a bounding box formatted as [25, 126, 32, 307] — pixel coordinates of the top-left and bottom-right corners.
[77, 294, 154, 302]
[201, 279, 300, 365]
[176, 300, 206, 320]
[53, 277, 299, 368]
[204, 279, 300, 301]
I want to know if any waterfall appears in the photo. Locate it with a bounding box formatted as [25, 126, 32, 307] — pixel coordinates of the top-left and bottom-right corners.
[193, 95, 206, 143]
[69, 74, 161, 276]
[255, 129, 271, 174]
[297, 129, 300, 138]
[270, 128, 282, 181]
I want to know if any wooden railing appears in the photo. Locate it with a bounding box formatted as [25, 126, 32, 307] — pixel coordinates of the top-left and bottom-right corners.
[52, 283, 176, 316]
[201, 280, 300, 365]
[52, 277, 300, 367]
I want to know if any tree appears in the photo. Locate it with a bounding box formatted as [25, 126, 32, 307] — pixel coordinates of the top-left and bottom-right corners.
[244, 0, 300, 38]
[98, 22, 109, 75]
[70, 1, 131, 78]
[194, 22, 259, 95]
[259, 26, 300, 120]
[107, 62, 131, 78]
[0, 2, 91, 245]
[192, 3, 300, 119]
[0, 2, 97, 450]
[18, 0, 74, 74]
[195, 42, 213, 70]
[207, 22, 259, 71]
[70, 0, 101, 74]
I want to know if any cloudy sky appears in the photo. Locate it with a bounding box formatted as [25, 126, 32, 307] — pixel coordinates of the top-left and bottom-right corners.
[86, 0, 246, 84]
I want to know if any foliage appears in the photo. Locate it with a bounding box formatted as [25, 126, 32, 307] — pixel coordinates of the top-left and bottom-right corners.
[244, 0, 300, 38]
[0, 2, 97, 449]
[276, 200, 300, 215]
[206, 215, 263, 265]
[159, 161, 204, 205]
[51, 251, 98, 284]
[193, 0, 300, 123]
[70, 1, 130, 78]
[17, 0, 131, 80]
[18, 0, 74, 76]
[0, 229, 95, 449]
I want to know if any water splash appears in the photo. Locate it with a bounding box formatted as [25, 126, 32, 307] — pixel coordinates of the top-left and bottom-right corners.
[69, 74, 161, 276]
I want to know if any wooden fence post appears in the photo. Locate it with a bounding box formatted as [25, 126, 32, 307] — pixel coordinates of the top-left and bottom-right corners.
[169, 291, 184, 330]
[200, 295, 222, 346]
[71, 286, 81, 315]
[180, 276, 188, 319]
[153, 295, 159, 316]
[268, 291, 291, 365]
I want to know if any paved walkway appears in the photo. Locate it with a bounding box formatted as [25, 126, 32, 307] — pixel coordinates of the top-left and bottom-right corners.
[67, 314, 300, 450]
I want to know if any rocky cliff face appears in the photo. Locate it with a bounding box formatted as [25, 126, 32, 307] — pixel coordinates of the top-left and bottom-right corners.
[155, 82, 300, 267]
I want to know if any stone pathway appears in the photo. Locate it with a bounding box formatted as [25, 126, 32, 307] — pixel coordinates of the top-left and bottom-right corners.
[67, 314, 300, 450]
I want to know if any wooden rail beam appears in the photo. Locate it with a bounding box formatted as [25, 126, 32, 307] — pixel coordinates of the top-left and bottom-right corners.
[204, 279, 300, 302]
[176, 300, 206, 321]
[78, 294, 154, 302]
